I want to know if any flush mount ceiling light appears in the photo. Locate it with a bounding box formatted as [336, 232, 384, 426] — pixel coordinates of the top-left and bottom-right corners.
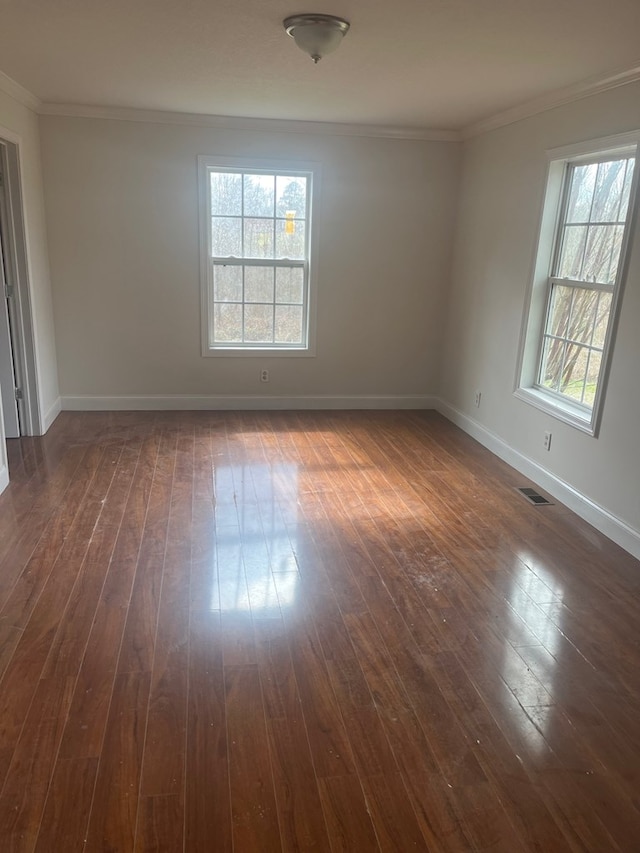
[283, 14, 350, 64]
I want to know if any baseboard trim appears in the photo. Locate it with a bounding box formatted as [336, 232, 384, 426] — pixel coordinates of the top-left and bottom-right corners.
[0, 463, 8, 495]
[435, 398, 640, 562]
[42, 397, 62, 433]
[61, 394, 437, 412]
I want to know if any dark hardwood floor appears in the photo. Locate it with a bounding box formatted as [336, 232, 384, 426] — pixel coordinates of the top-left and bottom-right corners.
[0, 409, 639, 851]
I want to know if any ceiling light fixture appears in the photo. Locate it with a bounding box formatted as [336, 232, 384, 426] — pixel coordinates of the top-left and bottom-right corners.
[283, 14, 350, 64]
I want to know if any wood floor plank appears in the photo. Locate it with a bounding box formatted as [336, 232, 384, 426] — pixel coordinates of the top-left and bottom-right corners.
[185, 609, 232, 853]
[280, 613, 356, 781]
[0, 670, 77, 845]
[0, 444, 126, 791]
[268, 715, 331, 852]
[42, 441, 142, 681]
[83, 671, 151, 852]
[0, 717, 60, 850]
[138, 430, 193, 802]
[429, 649, 578, 851]
[254, 617, 300, 721]
[117, 429, 177, 675]
[360, 772, 430, 853]
[317, 775, 379, 852]
[0, 442, 112, 626]
[0, 618, 22, 683]
[57, 434, 160, 760]
[135, 794, 183, 853]
[34, 758, 98, 852]
[225, 664, 281, 852]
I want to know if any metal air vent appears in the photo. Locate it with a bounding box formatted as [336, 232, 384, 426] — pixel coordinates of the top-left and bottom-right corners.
[516, 487, 553, 506]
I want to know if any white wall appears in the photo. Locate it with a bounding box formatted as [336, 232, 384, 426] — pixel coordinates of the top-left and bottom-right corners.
[441, 82, 640, 551]
[0, 88, 59, 449]
[40, 116, 460, 406]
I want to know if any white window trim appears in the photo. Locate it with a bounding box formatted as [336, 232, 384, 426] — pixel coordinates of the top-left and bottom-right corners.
[515, 131, 640, 435]
[197, 154, 320, 357]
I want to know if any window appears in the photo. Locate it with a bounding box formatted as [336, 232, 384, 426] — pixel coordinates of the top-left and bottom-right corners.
[198, 156, 318, 355]
[516, 134, 639, 434]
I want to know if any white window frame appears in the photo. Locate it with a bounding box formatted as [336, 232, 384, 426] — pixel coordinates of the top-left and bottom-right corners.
[515, 132, 640, 435]
[198, 155, 320, 357]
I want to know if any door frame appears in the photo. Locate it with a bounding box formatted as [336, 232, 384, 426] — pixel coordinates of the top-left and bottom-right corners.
[0, 126, 41, 437]
[0, 159, 22, 437]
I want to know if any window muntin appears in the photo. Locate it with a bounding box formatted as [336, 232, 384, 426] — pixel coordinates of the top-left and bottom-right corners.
[530, 149, 637, 422]
[204, 167, 312, 350]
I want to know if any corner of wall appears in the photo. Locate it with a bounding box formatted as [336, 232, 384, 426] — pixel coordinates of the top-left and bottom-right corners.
[42, 395, 61, 433]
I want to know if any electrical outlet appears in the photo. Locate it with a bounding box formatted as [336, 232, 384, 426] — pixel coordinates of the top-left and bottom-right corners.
[260, 369, 269, 383]
[474, 390, 481, 408]
[543, 431, 552, 451]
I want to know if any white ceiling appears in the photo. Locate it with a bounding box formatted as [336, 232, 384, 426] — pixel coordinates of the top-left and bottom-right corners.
[1, 0, 640, 133]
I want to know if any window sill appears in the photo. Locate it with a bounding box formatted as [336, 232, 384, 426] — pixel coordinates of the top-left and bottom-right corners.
[202, 346, 315, 358]
[514, 386, 597, 435]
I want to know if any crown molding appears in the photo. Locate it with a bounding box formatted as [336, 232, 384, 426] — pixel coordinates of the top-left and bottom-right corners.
[0, 70, 41, 112]
[7, 58, 640, 144]
[38, 102, 461, 142]
[463, 60, 640, 139]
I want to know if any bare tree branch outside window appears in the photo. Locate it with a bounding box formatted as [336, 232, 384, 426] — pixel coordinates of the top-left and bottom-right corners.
[538, 156, 635, 407]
